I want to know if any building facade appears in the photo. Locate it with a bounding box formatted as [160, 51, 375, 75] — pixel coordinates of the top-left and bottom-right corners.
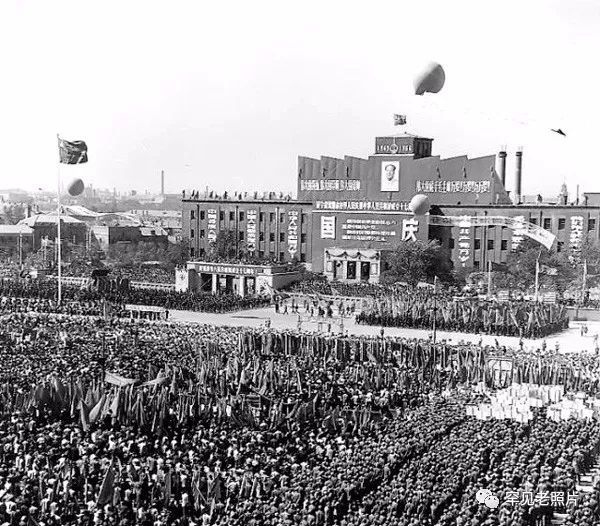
[181, 133, 600, 284]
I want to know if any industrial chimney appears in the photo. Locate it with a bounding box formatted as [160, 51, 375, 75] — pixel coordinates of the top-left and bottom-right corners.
[515, 148, 523, 204]
[161, 170, 165, 196]
[498, 147, 507, 187]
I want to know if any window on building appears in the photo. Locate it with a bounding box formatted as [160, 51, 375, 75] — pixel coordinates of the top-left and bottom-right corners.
[558, 218, 566, 230]
[259, 212, 264, 223]
[269, 233, 275, 242]
[259, 250, 264, 258]
[301, 233, 307, 243]
[501, 240, 508, 251]
[259, 232, 264, 242]
[279, 252, 285, 261]
[347, 261, 357, 280]
[589, 218, 596, 231]
[199, 248, 205, 257]
[239, 211, 244, 221]
[487, 239, 494, 250]
[473, 261, 480, 270]
[280, 213, 285, 223]
[543, 218, 551, 230]
[279, 232, 285, 242]
[190, 210, 195, 220]
[219, 211, 224, 221]
[300, 253, 306, 262]
[301, 213, 307, 224]
[530, 218, 537, 225]
[269, 213, 275, 222]
[229, 211, 235, 221]
[269, 251, 275, 259]
[239, 231, 244, 241]
[449, 238, 455, 249]
[200, 229, 205, 239]
[200, 211, 205, 220]
[474, 239, 481, 250]
[190, 247, 195, 257]
[190, 229, 195, 239]
[557, 241, 564, 252]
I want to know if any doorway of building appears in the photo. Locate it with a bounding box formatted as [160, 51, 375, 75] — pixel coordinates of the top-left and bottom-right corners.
[360, 262, 371, 282]
[346, 261, 356, 280]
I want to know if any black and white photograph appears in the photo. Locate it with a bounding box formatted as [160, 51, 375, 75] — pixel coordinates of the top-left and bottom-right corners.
[1, 0, 600, 525]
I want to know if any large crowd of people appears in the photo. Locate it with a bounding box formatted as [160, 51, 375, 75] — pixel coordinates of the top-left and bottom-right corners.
[357, 289, 569, 339]
[0, 280, 269, 314]
[0, 283, 596, 525]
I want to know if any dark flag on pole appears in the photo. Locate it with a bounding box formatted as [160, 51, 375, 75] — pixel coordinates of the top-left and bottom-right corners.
[58, 137, 88, 164]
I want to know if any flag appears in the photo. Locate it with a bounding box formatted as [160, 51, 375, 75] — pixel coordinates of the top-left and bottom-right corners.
[393, 114, 407, 126]
[96, 459, 115, 508]
[58, 137, 88, 164]
[540, 265, 558, 276]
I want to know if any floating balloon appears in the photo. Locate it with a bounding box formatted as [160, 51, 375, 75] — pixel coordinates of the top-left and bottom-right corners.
[484, 495, 499, 509]
[409, 194, 430, 215]
[67, 178, 85, 197]
[414, 62, 445, 95]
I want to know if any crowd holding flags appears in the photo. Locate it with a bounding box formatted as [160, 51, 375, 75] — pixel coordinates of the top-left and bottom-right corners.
[357, 288, 569, 338]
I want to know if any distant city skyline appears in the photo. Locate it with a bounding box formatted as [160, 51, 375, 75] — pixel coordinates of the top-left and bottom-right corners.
[1, 0, 598, 198]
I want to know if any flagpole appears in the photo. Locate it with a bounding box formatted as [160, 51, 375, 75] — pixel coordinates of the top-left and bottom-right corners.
[582, 260, 588, 307]
[487, 260, 492, 299]
[57, 134, 62, 305]
[534, 256, 540, 304]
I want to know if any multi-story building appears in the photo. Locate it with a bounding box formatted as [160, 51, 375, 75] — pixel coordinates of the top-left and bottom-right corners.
[181, 132, 600, 284]
[182, 195, 313, 265]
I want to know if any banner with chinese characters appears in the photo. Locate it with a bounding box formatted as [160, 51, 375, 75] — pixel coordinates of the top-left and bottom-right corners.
[401, 218, 419, 241]
[315, 200, 410, 212]
[246, 210, 257, 252]
[320, 216, 336, 239]
[457, 217, 472, 267]
[300, 180, 361, 191]
[207, 209, 218, 242]
[416, 180, 491, 193]
[287, 211, 299, 257]
[569, 216, 584, 262]
[429, 215, 555, 250]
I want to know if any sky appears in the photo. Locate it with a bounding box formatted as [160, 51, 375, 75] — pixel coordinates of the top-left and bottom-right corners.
[0, 0, 598, 199]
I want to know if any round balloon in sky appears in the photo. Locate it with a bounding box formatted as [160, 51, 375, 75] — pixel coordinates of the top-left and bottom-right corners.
[67, 178, 85, 197]
[414, 62, 445, 95]
[409, 194, 431, 215]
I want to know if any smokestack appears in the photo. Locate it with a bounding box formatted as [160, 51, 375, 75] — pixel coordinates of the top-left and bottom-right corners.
[498, 147, 507, 187]
[515, 147, 523, 204]
[161, 170, 165, 196]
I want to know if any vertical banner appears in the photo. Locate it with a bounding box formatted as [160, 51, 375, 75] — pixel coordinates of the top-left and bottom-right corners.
[569, 216, 584, 262]
[321, 216, 336, 239]
[207, 209, 218, 242]
[511, 216, 526, 251]
[287, 211, 299, 258]
[458, 216, 472, 267]
[247, 210, 257, 252]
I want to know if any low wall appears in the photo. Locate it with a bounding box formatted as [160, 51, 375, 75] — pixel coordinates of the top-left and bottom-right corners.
[568, 307, 600, 322]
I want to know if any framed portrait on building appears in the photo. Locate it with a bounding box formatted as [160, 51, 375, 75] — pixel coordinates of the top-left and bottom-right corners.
[380, 161, 400, 192]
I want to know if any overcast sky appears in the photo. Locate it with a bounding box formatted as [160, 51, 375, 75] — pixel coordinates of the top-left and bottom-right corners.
[0, 0, 598, 198]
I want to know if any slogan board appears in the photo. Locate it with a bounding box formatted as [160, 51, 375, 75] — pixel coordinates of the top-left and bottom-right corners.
[287, 211, 299, 257]
[207, 209, 218, 242]
[342, 218, 397, 242]
[246, 210, 257, 252]
[300, 180, 361, 191]
[416, 180, 491, 193]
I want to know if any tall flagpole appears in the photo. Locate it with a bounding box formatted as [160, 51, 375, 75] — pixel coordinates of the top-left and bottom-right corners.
[57, 134, 62, 305]
[534, 256, 540, 303]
